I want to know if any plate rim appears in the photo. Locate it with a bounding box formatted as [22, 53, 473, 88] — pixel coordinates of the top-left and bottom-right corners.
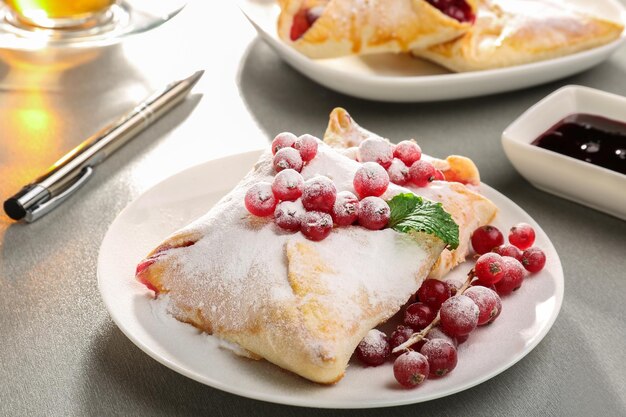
[98, 149, 565, 409]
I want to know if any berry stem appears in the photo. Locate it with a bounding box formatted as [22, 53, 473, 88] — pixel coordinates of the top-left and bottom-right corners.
[392, 270, 475, 353]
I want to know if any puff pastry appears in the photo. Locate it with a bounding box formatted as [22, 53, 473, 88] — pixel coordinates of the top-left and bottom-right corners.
[136, 143, 448, 384]
[414, 0, 624, 72]
[277, 0, 477, 59]
[323, 108, 497, 278]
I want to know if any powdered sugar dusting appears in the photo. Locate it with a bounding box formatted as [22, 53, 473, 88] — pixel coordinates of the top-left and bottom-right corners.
[146, 142, 444, 362]
[358, 329, 389, 356]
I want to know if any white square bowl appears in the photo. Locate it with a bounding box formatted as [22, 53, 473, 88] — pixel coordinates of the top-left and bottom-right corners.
[502, 85, 626, 221]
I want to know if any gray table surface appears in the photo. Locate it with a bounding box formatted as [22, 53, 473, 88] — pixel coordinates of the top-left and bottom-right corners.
[1, 2, 625, 416]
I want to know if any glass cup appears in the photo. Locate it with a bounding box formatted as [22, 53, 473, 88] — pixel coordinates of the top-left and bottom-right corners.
[4, 0, 117, 29]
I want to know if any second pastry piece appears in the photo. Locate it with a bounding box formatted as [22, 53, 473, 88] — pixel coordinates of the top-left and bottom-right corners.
[414, 0, 624, 72]
[278, 0, 476, 59]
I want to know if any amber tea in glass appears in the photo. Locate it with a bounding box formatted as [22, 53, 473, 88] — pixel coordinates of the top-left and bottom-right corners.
[5, 0, 116, 29]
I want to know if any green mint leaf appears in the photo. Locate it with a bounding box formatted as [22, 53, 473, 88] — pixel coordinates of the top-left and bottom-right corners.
[387, 193, 459, 250]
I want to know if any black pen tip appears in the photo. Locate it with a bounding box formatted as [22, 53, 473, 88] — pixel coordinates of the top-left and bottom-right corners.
[4, 198, 26, 220]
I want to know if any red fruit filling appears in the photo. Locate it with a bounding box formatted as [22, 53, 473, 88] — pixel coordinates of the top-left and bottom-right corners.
[426, 0, 475, 23]
[290, 7, 323, 41]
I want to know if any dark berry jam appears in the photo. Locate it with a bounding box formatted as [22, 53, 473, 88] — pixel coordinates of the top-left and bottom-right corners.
[426, 0, 475, 23]
[532, 114, 626, 175]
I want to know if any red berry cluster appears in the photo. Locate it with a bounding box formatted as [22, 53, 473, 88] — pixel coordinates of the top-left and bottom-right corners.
[357, 138, 444, 188]
[356, 222, 548, 389]
[471, 223, 546, 295]
[356, 277, 500, 388]
[244, 133, 395, 241]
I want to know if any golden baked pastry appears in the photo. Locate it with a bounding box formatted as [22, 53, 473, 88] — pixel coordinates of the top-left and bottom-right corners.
[136, 142, 449, 384]
[414, 0, 624, 72]
[277, 0, 477, 59]
[323, 107, 497, 278]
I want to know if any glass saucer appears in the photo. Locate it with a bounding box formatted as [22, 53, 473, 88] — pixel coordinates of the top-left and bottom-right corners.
[0, 0, 186, 50]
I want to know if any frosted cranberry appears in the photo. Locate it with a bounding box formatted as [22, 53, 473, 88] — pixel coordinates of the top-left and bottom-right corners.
[393, 351, 429, 388]
[387, 159, 410, 186]
[271, 132, 297, 155]
[353, 162, 390, 198]
[273, 147, 303, 173]
[417, 278, 452, 310]
[274, 201, 304, 231]
[434, 169, 445, 181]
[444, 279, 462, 296]
[494, 256, 525, 296]
[509, 223, 536, 250]
[420, 339, 458, 378]
[300, 211, 333, 241]
[409, 160, 436, 187]
[244, 182, 277, 217]
[301, 176, 337, 213]
[271, 169, 304, 201]
[464, 286, 501, 326]
[357, 197, 390, 230]
[394, 140, 422, 166]
[489, 294, 502, 324]
[439, 295, 479, 337]
[332, 191, 359, 226]
[456, 333, 469, 344]
[355, 329, 390, 366]
[294, 134, 319, 162]
[357, 138, 394, 168]
[404, 302, 436, 331]
[492, 244, 523, 262]
[522, 247, 546, 273]
[471, 225, 504, 254]
[474, 253, 505, 285]
[425, 327, 457, 347]
[390, 325, 415, 353]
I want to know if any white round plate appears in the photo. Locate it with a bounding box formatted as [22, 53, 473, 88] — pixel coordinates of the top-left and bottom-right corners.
[238, 0, 625, 102]
[98, 150, 564, 409]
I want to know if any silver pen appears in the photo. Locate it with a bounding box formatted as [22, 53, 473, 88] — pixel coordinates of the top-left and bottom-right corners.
[3, 70, 204, 223]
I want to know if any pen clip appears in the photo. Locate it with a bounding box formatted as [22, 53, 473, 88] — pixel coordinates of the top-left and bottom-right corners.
[25, 166, 94, 223]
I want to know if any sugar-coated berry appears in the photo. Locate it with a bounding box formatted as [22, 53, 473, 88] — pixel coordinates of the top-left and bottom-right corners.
[355, 329, 390, 366]
[522, 246, 546, 273]
[301, 176, 337, 213]
[271, 132, 297, 155]
[390, 325, 415, 354]
[393, 351, 429, 388]
[474, 252, 505, 285]
[489, 293, 502, 324]
[426, 327, 458, 347]
[273, 147, 303, 173]
[354, 162, 390, 198]
[444, 279, 462, 297]
[300, 211, 333, 241]
[387, 158, 410, 186]
[471, 225, 504, 254]
[434, 169, 445, 181]
[244, 182, 277, 217]
[332, 191, 359, 226]
[492, 244, 523, 262]
[409, 160, 436, 187]
[271, 169, 304, 201]
[509, 223, 536, 250]
[357, 197, 390, 230]
[464, 286, 501, 326]
[274, 201, 304, 231]
[456, 333, 469, 344]
[494, 256, 525, 296]
[420, 339, 458, 378]
[404, 302, 436, 331]
[357, 138, 394, 169]
[294, 134, 318, 162]
[394, 140, 422, 166]
[417, 278, 452, 310]
[439, 295, 479, 337]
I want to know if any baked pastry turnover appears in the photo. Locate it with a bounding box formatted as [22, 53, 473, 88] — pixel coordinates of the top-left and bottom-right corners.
[414, 0, 624, 72]
[136, 111, 497, 384]
[277, 0, 477, 58]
